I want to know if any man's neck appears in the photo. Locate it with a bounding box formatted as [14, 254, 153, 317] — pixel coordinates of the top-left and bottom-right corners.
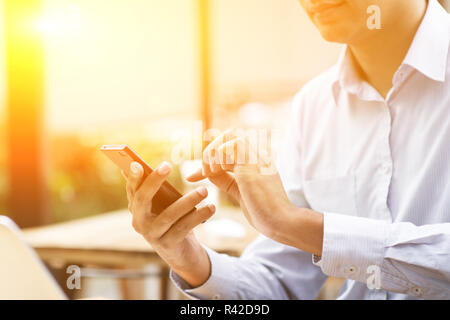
[349, 1, 428, 99]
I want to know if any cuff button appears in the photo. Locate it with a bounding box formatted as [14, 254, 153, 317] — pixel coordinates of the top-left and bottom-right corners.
[344, 265, 358, 275]
[411, 287, 423, 297]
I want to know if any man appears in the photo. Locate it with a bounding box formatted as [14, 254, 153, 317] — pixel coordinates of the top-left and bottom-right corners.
[125, 0, 450, 299]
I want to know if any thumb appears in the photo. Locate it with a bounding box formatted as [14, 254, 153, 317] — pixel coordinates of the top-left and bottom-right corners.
[186, 167, 206, 182]
[130, 161, 144, 178]
[127, 162, 145, 196]
[186, 167, 241, 201]
[208, 172, 241, 202]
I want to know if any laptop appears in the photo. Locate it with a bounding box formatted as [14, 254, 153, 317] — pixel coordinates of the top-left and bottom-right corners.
[0, 216, 67, 300]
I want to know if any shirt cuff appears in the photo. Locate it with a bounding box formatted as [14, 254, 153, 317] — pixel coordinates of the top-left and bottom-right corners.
[170, 246, 239, 300]
[316, 212, 389, 284]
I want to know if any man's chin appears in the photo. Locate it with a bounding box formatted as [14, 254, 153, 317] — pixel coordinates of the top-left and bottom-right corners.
[316, 25, 354, 44]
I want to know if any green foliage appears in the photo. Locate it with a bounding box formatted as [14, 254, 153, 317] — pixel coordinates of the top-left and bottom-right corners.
[48, 134, 182, 222]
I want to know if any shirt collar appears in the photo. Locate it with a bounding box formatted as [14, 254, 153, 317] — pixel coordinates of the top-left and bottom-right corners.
[332, 0, 450, 104]
[403, 0, 450, 82]
[332, 47, 383, 103]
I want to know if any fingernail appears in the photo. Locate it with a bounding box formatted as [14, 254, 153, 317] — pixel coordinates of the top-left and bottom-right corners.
[208, 204, 216, 213]
[196, 187, 208, 197]
[157, 162, 172, 175]
[130, 162, 140, 175]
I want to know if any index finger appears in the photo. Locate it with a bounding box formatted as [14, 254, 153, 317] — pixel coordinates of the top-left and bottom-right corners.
[203, 128, 236, 176]
[203, 128, 235, 164]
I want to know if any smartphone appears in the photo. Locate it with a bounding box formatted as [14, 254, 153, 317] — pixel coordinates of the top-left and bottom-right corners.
[100, 144, 184, 214]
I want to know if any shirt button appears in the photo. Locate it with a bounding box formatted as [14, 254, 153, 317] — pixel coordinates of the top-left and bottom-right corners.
[212, 294, 221, 300]
[344, 265, 358, 275]
[411, 287, 423, 297]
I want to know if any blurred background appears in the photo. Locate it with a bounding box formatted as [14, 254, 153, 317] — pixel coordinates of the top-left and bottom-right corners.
[0, 0, 345, 226]
[1, 0, 448, 300]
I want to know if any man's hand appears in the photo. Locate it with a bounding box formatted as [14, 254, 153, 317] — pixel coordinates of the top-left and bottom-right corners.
[187, 128, 324, 256]
[124, 161, 215, 287]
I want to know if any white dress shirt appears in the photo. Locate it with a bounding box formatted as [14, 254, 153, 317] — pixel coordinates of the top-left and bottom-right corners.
[171, 0, 450, 300]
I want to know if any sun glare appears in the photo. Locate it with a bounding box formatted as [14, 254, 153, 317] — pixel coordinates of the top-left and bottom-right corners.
[34, 5, 80, 36]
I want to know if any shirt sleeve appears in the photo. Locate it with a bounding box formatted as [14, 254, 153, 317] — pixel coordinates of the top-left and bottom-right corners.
[314, 212, 450, 299]
[171, 235, 328, 300]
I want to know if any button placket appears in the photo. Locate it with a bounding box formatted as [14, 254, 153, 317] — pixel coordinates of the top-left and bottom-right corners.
[376, 102, 394, 221]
